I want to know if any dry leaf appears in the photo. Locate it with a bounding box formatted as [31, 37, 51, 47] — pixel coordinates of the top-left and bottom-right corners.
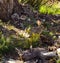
[36, 20, 41, 26]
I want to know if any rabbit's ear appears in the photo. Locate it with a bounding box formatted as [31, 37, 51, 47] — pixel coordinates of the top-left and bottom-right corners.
[0, 0, 13, 21]
[0, 0, 23, 21]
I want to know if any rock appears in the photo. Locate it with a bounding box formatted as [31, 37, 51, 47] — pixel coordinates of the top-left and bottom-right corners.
[6, 61, 15, 63]
[40, 51, 56, 59]
[20, 15, 27, 20]
[5, 59, 15, 63]
[22, 48, 57, 60]
[15, 60, 24, 63]
[11, 13, 20, 21]
[23, 48, 45, 61]
[58, 36, 60, 39]
[24, 60, 37, 63]
[57, 48, 60, 58]
[6, 59, 24, 63]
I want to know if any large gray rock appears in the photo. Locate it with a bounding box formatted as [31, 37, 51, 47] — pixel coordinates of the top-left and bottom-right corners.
[22, 48, 57, 60]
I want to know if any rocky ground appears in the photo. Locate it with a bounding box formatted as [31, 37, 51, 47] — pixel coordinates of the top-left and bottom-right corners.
[0, 4, 60, 63]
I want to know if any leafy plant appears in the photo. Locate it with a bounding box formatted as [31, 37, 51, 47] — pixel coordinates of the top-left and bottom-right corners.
[39, 2, 60, 15]
[19, 0, 49, 9]
[19, 0, 60, 14]
[39, 5, 47, 14]
[56, 59, 60, 63]
[27, 33, 40, 47]
[0, 32, 14, 54]
[16, 32, 40, 49]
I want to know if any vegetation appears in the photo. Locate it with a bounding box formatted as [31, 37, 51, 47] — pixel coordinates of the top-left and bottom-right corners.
[19, 0, 60, 14]
[39, 3, 60, 14]
[0, 22, 40, 52]
[56, 59, 60, 63]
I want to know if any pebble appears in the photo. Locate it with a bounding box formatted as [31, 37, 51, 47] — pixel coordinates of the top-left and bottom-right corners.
[24, 60, 37, 63]
[6, 60, 24, 63]
[6, 61, 15, 63]
[57, 48, 60, 58]
[58, 36, 60, 39]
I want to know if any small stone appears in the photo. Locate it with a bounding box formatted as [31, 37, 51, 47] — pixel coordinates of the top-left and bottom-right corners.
[16, 60, 24, 63]
[11, 13, 20, 20]
[6, 60, 24, 63]
[58, 36, 60, 39]
[51, 22, 54, 25]
[6, 61, 15, 63]
[24, 60, 37, 63]
[20, 15, 27, 20]
[43, 19, 45, 22]
[57, 48, 60, 58]
[40, 51, 56, 58]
